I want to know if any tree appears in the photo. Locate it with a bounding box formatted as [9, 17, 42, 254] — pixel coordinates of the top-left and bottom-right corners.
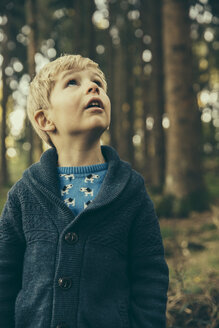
[141, 0, 165, 190]
[74, 0, 96, 59]
[107, 1, 136, 165]
[162, 0, 208, 213]
[25, 0, 43, 164]
[0, 19, 10, 186]
[107, 1, 128, 160]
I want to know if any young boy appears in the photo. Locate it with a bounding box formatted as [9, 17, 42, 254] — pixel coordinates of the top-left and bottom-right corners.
[0, 54, 169, 328]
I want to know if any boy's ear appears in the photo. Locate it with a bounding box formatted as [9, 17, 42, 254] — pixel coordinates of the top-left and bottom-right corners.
[34, 109, 56, 132]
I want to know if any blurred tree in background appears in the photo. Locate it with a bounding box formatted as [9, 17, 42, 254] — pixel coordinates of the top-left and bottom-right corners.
[0, 0, 219, 216]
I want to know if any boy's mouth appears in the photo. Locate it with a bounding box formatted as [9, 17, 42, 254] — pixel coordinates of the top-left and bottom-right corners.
[85, 98, 104, 110]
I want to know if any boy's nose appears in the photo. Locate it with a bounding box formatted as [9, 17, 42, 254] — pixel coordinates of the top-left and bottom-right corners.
[87, 83, 100, 95]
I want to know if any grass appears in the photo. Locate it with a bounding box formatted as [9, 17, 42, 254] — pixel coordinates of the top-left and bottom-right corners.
[160, 206, 219, 327]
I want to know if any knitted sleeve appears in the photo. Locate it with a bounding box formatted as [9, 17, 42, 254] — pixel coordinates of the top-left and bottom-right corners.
[129, 181, 169, 328]
[0, 192, 25, 328]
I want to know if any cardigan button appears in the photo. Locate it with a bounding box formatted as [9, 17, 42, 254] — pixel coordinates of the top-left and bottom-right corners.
[56, 323, 69, 328]
[64, 232, 79, 244]
[58, 277, 72, 289]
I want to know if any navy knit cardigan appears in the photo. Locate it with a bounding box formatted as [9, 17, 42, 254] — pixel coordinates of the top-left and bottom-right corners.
[0, 145, 169, 328]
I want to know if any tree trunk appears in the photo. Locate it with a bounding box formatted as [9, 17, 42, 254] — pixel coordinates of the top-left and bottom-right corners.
[119, 8, 135, 166]
[147, 0, 165, 191]
[107, 2, 126, 159]
[123, 41, 135, 166]
[74, 0, 87, 55]
[0, 22, 10, 187]
[111, 44, 126, 158]
[106, 17, 115, 148]
[140, 0, 152, 182]
[85, 0, 96, 60]
[162, 0, 205, 199]
[26, 0, 43, 164]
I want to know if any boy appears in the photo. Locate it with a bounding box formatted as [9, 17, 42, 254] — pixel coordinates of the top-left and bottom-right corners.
[0, 54, 169, 328]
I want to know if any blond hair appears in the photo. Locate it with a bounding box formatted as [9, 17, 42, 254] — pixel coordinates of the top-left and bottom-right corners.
[26, 54, 107, 147]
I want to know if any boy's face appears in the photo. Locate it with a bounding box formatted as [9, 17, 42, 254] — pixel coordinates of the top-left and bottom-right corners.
[45, 68, 111, 142]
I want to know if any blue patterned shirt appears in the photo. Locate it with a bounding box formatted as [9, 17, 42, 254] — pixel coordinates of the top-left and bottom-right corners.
[57, 163, 108, 216]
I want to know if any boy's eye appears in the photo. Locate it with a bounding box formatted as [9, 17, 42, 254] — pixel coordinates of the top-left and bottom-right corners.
[93, 80, 103, 87]
[67, 79, 77, 86]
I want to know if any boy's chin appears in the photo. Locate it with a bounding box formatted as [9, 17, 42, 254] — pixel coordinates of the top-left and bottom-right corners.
[88, 125, 108, 137]
[86, 122, 109, 133]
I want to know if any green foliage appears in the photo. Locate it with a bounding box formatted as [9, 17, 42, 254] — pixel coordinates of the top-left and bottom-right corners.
[186, 189, 211, 212]
[204, 171, 219, 203]
[201, 233, 219, 242]
[8, 150, 28, 185]
[156, 194, 175, 218]
[200, 222, 217, 232]
[0, 186, 9, 213]
[160, 226, 176, 239]
[155, 188, 211, 218]
[156, 194, 192, 218]
[172, 196, 191, 218]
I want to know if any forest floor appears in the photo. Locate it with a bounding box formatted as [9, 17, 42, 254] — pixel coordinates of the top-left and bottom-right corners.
[160, 206, 219, 328]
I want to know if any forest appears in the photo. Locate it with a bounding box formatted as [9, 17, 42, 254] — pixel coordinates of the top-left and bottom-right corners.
[0, 0, 219, 327]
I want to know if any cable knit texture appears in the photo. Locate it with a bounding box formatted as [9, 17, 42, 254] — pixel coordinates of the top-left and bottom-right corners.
[0, 145, 169, 328]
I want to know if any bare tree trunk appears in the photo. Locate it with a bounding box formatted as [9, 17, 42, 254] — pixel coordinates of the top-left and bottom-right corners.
[162, 0, 206, 200]
[74, 0, 85, 55]
[140, 0, 157, 183]
[141, 69, 151, 181]
[0, 23, 10, 187]
[111, 44, 126, 158]
[74, 0, 96, 58]
[120, 10, 135, 166]
[107, 2, 125, 158]
[85, 0, 96, 60]
[123, 41, 135, 166]
[106, 19, 115, 148]
[147, 0, 165, 191]
[26, 0, 43, 164]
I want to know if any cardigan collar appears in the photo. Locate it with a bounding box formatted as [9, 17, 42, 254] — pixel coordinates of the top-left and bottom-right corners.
[22, 145, 132, 215]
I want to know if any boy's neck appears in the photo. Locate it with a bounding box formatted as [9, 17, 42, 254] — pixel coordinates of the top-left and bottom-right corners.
[56, 140, 106, 167]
